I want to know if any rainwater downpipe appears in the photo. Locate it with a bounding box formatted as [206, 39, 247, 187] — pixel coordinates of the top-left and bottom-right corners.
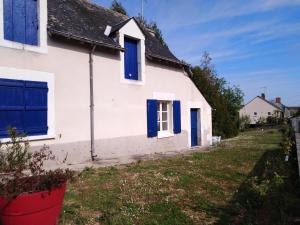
[89, 45, 97, 161]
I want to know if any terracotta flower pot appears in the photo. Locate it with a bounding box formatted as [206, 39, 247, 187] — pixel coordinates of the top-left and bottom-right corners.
[0, 183, 66, 225]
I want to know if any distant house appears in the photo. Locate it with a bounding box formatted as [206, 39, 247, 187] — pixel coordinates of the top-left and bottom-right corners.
[285, 107, 300, 118]
[239, 94, 283, 124]
[291, 116, 300, 133]
[0, 0, 212, 164]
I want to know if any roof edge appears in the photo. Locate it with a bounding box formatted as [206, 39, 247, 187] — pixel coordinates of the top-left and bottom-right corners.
[146, 53, 187, 67]
[48, 28, 124, 51]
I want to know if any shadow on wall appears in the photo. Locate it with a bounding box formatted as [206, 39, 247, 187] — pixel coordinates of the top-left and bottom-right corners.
[214, 147, 300, 225]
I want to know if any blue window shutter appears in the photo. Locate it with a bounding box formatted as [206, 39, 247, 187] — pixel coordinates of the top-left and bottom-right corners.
[25, 0, 38, 45]
[0, 78, 48, 138]
[173, 101, 181, 134]
[4, 0, 13, 41]
[124, 37, 138, 80]
[24, 81, 48, 136]
[147, 99, 158, 137]
[13, 0, 26, 44]
[0, 79, 25, 137]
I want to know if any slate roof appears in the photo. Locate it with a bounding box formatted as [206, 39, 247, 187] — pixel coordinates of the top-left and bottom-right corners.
[257, 96, 283, 111]
[47, 0, 185, 67]
[242, 96, 283, 111]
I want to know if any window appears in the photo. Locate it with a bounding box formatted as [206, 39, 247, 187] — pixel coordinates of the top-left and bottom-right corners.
[124, 37, 139, 80]
[157, 101, 170, 132]
[4, 0, 39, 46]
[254, 112, 257, 116]
[0, 78, 48, 138]
[147, 99, 181, 138]
[268, 112, 271, 116]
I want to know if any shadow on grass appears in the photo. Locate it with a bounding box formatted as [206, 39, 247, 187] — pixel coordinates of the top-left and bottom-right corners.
[214, 146, 300, 225]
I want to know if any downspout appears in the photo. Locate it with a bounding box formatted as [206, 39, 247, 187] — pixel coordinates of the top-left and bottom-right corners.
[89, 45, 97, 161]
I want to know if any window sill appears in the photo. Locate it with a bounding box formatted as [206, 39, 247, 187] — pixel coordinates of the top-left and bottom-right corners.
[0, 134, 55, 143]
[121, 77, 145, 86]
[0, 39, 48, 54]
[158, 131, 174, 139]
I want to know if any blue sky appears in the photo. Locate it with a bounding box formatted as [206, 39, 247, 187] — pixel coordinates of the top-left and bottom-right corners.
[93, 0, 300, 106]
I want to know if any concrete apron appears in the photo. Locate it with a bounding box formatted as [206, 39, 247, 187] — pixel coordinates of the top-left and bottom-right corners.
[46, 146, 210, 171]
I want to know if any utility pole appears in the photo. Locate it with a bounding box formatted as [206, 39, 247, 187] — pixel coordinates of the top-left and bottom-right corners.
[141, 0, 147, 19]
[141, 0, 144, 19]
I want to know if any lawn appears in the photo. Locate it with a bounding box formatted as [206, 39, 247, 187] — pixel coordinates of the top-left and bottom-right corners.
[59, 129, 300, 225]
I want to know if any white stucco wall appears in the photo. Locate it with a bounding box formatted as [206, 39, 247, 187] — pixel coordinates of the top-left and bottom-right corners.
[0, 37, 212, 164]
[239, 97, 280, 124]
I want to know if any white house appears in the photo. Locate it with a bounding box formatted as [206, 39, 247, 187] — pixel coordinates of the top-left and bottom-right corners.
[0, 0, 212, 165]
[239, 94, 283, 124]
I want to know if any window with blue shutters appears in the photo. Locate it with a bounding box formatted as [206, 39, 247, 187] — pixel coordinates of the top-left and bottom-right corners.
[4, 0, 39, 46]
[124, 37, 139, 80]
[0, 78, 48, 138]
[147, 99, 182, 138]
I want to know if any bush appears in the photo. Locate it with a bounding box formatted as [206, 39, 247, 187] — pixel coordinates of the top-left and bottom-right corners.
[239, 115, 251, 131]
[0, 128, 74, 198]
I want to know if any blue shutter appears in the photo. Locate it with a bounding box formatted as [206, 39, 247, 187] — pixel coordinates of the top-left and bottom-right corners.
[147, 99, 158, 137]
[4, 0, 38, 46]
[124, 37, 138, 80]
[0, 78, 48, 138]
[24, 81, 48, 135]
[25, 0, 38, 45]
[4, 0, 13, 41]
[173, 101, 181, 134]
[0, 79, 25, 137]
[13, 0, 26, 44]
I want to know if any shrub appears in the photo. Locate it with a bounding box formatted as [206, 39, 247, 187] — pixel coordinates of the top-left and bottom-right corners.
[239, 115, 251, 131]
[0, 128, 74, 198]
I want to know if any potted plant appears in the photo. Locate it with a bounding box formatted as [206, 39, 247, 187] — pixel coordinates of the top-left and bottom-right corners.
[0, 128, 74, 225]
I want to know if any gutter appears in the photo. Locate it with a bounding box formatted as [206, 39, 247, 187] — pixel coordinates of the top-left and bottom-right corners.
[48, 28, 125, 51]
[89, 45, 97, 161]
[146, 53, 188, 67]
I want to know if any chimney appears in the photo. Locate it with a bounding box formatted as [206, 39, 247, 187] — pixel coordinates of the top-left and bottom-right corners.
[275, 97, 281, 104]
[261, 93, 265, 99]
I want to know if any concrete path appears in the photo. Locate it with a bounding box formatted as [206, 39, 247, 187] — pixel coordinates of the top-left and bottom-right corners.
[50, 146, 209, 171]
[296, 133, 300, 177]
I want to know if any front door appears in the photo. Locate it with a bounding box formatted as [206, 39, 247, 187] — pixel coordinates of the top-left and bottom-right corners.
[191, 109, 198, 147]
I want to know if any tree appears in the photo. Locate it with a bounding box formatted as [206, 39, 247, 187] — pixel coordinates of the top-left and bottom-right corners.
[136, 15, 168, 47]
[190, 52, 244, 138]
[110, 0, 128, 16]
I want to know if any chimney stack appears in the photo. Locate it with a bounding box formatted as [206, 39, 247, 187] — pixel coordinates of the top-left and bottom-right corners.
[275, 97, 281, 104]
[261, 93, 265, 99]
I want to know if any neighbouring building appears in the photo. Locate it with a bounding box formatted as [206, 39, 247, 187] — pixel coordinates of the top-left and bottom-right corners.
[239, 94, 283, 124]
[285, 107, 300, 118]
[0, 0, 212, 165]
[291, 117, 300, 133]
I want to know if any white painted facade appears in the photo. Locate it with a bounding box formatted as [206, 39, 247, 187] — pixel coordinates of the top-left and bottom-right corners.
[0, 5, 212, 164]
[239, 96, 281, 124]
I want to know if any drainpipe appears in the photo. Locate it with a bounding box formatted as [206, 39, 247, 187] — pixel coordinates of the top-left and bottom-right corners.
[89, 45, 97, 161]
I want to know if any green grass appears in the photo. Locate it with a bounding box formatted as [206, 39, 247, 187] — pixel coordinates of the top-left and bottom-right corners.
[59, 129, 300, 225]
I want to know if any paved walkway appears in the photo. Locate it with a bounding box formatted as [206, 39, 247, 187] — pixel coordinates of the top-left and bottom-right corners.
[296, 133, 300, 177]
[50, 146, 210, 171]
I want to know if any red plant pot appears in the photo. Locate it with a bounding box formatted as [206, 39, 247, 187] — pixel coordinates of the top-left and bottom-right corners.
[0, 183, 67, 225]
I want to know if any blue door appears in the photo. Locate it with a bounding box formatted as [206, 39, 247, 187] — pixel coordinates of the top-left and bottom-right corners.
[124, 37, 138, 80]
[191, 109, 198, 147]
